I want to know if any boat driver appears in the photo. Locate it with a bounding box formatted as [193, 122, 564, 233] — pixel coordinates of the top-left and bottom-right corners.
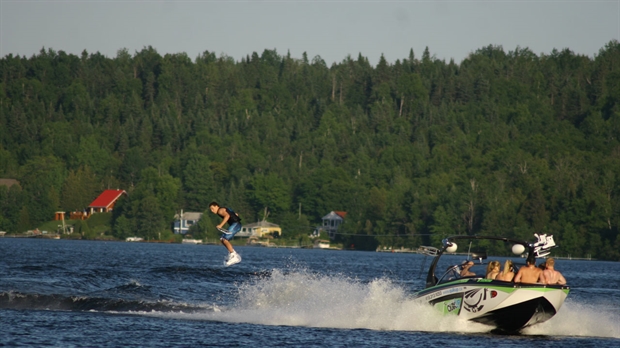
[460, 261, 476, 277]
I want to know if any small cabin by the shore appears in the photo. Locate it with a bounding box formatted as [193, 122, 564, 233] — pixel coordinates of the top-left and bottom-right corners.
[173, 211, 203, 234]
[317, 211, 347, 239]
[88, 189, 127, 215]
[240, 221, 281, 238]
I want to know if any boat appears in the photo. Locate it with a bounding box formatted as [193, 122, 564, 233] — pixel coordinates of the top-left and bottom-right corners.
[313, 239, 330, 249]
[413, 234, 569, 333]
[181, 239, 203, 244]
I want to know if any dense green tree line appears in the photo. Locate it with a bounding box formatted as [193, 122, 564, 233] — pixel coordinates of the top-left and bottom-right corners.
[1, 42, 619, 260]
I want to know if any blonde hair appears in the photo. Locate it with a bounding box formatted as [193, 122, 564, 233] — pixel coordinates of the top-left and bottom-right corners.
[486, 261, 500, 275]
[546, 258, 555, 267]
[501, 260, 513, 276]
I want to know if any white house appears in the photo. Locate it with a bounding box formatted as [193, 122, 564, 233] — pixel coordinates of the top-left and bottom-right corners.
[173, 211, 203, 234]
[315, 211, 347, 239]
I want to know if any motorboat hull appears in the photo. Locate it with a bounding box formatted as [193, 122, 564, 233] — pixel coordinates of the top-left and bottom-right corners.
[414, 279, 569, 332]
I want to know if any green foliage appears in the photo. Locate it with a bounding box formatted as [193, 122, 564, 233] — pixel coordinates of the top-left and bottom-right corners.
[73, 220, 91, 238]
[20, 156, 65, 225]
[276, 211, 312, 239]
[135, 195, 166, 240]
[112, 215, 134, 240]
[430, 206, 453, 246]
[247, 173, 290, 217]
[182, 154, 215, 211]
[61, 166, 101, 211]
[1, 42, 619, 259]
[0, 184, 23, 233]
[88, 212, 112, 227]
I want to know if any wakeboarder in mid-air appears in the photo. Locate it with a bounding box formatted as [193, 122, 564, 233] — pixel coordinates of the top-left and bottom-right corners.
[209, 201, 242, 266]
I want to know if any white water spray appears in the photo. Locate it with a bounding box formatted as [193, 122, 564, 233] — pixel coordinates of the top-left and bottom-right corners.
[144, 269, 619, 338]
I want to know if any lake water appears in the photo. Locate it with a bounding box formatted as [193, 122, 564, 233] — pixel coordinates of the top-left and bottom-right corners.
[1, 238, 618, 347]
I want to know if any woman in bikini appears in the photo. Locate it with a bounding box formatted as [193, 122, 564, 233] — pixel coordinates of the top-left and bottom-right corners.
[496, 260, 515, 281]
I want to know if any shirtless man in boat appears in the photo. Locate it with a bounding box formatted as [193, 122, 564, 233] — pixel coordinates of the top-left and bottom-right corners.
[460, 261, 476, 277]
[540, 258, 567, 285]
[514, 256, 543, 283]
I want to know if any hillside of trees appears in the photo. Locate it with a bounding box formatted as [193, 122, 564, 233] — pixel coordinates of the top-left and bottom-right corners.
[1, 42, 619, 260]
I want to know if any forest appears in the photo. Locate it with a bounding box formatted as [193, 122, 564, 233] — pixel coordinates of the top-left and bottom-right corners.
[1, 41, 619, 260]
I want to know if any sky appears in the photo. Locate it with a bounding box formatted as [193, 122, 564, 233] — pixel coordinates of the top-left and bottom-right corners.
[1, 0, 619, 66]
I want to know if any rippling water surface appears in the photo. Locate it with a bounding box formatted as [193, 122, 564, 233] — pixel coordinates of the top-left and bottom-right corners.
[1, 238, 618, 347]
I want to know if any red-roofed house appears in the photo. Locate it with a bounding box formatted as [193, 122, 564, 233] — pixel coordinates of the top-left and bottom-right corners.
[88, 189, 127, 214]
[314, 211, 347, 239]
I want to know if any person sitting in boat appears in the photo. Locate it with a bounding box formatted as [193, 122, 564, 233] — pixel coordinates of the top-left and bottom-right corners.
[496, 260, 515, 282]
[514, 256, 543, 283]
[485, 260, 501, 279]
[538, 261, 547, 271]
[540, 258, 567, 285]
[460, 260, 476, 277]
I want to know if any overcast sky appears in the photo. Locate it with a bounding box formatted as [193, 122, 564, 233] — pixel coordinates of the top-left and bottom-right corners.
[1, 0, 619, 66]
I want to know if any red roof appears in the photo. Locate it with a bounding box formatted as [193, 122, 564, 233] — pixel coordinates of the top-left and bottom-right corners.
[88, 190, 127, 208]
[334, 211, 347, 219]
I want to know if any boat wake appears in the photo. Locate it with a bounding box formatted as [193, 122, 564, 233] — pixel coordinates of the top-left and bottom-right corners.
[3, 269, 617, 339]
[148, 269, 619, 339]
[0, 290, 212, 313]
[522, 299, 619, 338]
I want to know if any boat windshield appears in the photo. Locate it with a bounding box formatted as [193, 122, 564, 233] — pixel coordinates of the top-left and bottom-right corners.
[437, 264, 473, 283]
[440, 265, 459, 283]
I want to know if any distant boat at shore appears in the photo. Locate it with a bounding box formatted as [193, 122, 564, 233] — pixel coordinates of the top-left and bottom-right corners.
[313, 239, 330, 249]
[181, 239, 203, 244]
